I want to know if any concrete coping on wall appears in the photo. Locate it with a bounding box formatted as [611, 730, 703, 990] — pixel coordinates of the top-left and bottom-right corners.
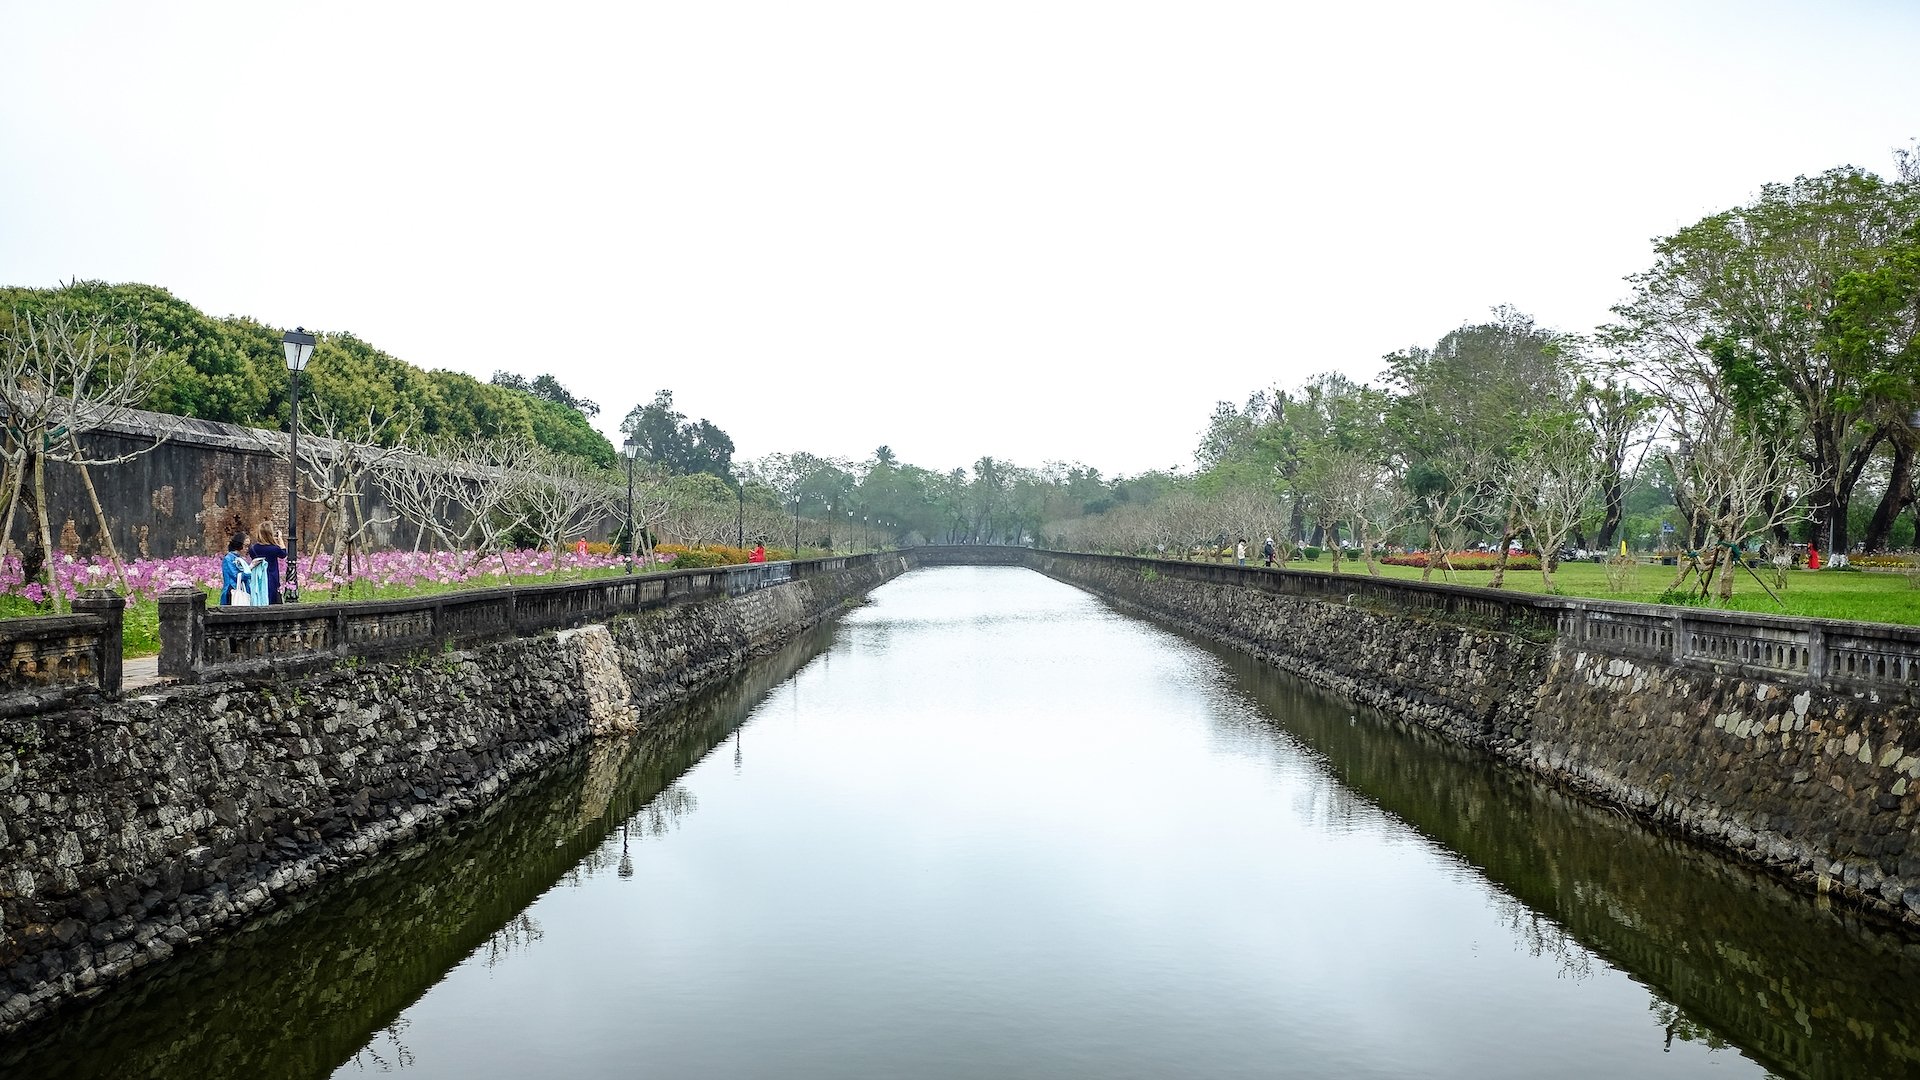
[152, 554, 881, 686]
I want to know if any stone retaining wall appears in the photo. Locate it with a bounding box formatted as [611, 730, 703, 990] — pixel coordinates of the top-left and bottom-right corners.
[0, 553, 907, 1034]
[1022, 551, 1920, 930]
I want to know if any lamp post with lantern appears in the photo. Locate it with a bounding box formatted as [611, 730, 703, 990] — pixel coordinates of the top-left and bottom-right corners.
[281, 328, 316, 601]
[623, 435, 640, 573]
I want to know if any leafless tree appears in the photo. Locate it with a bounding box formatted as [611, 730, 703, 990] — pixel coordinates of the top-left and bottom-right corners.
[375, 437, 540, 579]
[1409, 449, 1496, 583]
[1664, 411, 1813, 601]
[375, 450, 453, 555]
[1144, 488, 1205, 559]
[661, 472, 743, 548]
[1502, 424, 1605, 591]
[1206, 484, 1286, 562]
[1296, 447, 1391, 575]
[254, 403, 412, 572]
[0, 308, 168, 610]
[522, 450, 620, 575]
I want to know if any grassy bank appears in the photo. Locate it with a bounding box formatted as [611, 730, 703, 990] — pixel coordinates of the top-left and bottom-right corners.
[1261, 556, 1920, 627]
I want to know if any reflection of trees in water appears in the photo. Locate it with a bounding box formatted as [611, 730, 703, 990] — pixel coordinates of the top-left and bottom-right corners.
[483, 912, 546, 970]
[636, 784, 698, 838]
[1202, 638, 1920, 1080]
[2, 625, 842, 1080]
[1488, 890, 1594, 983]
[576, 737, 640, 829]
[346, 1018, 415, 1073]
[1652, 1000, 1733, 1055]
[568, 784, 700, 886]
[1291, 764, 1381, 837]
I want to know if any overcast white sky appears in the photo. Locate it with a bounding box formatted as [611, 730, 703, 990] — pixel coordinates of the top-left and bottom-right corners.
[3, 1, 1916, 477]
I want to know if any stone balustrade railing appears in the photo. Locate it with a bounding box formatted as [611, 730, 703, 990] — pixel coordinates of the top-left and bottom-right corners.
[8, 545, 1916, 703]
[156, 557, 823, 683]
[922, 546, 1920, 696]
[0, 593, 125, 711]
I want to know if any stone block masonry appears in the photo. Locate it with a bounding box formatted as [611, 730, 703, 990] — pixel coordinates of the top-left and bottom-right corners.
[0, 554, 908, 1035]
[1023, 550, 1920, 932]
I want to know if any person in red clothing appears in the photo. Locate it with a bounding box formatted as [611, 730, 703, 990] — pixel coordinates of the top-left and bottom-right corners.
[1807, 545, 1821, 570]
[748, 542, 767, 563]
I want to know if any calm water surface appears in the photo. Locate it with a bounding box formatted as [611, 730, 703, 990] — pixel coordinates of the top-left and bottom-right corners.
[9, 566, 1920, 1078]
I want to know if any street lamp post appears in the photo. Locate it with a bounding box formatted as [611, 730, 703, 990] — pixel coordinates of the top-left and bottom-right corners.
[736, 482, 745, 549]
[623, 436, 639, 573]
[281, 328, 316, 602]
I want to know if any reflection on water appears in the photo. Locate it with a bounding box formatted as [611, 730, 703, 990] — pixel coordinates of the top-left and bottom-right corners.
[1215, 649, 1920, 1079]
[5, 568, 1918, 1079]
[1, 626, 836, 1080]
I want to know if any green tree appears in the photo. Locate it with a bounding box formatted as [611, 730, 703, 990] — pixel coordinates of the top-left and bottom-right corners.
[1386, 309, 1578, 582]
[491, 371, 600, 417]
[1612, 164, 1920, 553]
[620, 390, 736, 482]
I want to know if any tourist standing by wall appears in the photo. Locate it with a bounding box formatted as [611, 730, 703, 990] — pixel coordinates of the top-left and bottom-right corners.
[250, 522, 289, 604]
[220, 535, 253, 606]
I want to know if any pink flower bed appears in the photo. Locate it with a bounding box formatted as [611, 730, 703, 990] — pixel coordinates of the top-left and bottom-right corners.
[0, 548, 673, 606]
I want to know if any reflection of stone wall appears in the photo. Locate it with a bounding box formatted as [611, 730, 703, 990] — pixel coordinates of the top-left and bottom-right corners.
[0, 554, 909, 1036]
[1232, 662, 1920, 1080]
[1, 625, 835, 1079]
[1026, 551, 1920, 932]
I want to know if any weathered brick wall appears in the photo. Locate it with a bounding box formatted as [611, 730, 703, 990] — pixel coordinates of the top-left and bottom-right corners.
[0, 553, 906, 1034]
[9, 420, 326, 560]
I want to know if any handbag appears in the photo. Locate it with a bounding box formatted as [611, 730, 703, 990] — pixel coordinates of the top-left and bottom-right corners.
[231, 561, 256, 606]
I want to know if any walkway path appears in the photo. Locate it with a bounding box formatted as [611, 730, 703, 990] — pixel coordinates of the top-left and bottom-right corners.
[124, 655, 165, 691]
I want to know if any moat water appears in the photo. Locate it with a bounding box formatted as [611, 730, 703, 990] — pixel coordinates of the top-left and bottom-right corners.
[7, 566, 1920, 1078]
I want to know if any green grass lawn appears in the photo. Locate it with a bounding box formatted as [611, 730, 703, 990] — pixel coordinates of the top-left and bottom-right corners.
[1266, 556, 1920, 627]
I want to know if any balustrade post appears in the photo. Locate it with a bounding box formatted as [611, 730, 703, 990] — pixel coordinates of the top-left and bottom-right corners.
[73, 589, 125, 694]
[1806, 625, 1827, 678]
[158, 586, 206, 679]
[1671, 611, 1686, 662]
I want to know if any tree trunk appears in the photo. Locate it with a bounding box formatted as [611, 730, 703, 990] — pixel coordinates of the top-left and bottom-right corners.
[1761, 489, 1792, 550]
[69, 445, 130, 594]
[0, 445, 29, 560]
[31, 452, 64, 613]
[1862, 440, 1915, 553]
[1595, 474, 1624, 550]
[1421, 524, 1439, 582]
[1487, 501, 1518, 590]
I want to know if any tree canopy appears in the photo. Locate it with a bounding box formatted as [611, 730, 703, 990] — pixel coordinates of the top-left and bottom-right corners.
[0, 281, 615, 466]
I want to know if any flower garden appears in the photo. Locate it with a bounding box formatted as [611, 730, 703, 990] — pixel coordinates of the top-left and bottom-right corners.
[0, 541, 827, 657]
[0, 547, 674, 607]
